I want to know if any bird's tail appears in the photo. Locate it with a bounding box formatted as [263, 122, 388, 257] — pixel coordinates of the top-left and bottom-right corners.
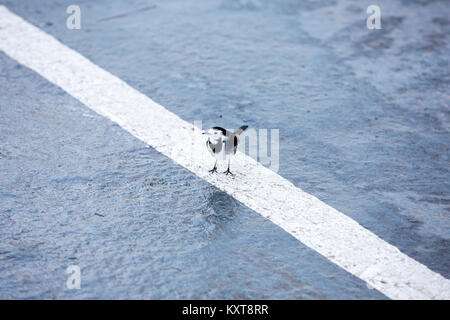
[234, 125, 248, 136]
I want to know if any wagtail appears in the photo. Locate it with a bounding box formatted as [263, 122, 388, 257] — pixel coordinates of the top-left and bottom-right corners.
[203, 125, 248, 175]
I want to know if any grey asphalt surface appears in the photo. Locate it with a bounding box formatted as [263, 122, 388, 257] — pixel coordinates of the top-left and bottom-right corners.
[0, 0, 449, 299]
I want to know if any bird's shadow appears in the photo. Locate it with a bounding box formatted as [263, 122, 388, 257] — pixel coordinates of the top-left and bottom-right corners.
[202, 187, 238, 227]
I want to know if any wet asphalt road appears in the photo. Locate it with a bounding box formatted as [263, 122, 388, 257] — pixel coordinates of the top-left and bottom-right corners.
[0, 0, 448, 299]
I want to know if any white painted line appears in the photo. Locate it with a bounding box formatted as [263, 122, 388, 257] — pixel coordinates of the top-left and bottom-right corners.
[0, 5, 448, 300]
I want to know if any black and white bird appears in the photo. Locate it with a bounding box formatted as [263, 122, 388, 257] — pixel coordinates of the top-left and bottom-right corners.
[203, 125, 248, 175]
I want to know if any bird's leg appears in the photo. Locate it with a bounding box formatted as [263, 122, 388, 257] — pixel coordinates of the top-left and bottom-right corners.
[223, 159, 233, 175]
[209, 160, 218, 173]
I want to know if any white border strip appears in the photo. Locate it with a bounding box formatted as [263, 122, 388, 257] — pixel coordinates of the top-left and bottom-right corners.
[1, 5, 448, 299]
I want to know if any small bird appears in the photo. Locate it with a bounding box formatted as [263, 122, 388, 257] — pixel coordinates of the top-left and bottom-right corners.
[203, 125, 248, 175]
